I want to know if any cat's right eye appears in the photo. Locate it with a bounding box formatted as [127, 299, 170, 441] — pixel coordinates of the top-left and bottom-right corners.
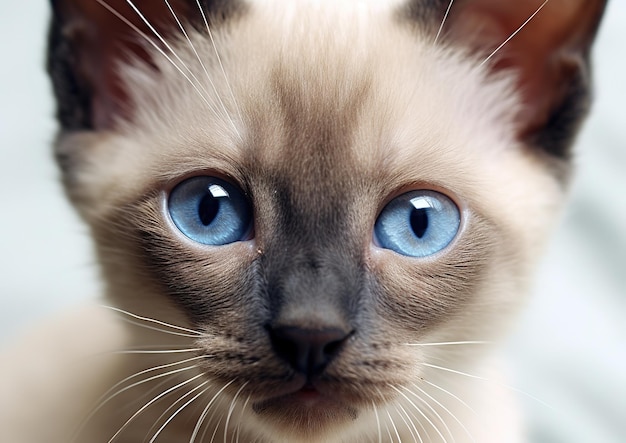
[167, 176, 252, 245]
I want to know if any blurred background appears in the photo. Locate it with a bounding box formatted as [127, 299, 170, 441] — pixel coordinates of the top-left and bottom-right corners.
[1, 1, 624, 442]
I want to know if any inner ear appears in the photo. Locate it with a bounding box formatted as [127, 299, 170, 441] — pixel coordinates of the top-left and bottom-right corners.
[442, 0, 607, 157]
[49, 0, 194, 129]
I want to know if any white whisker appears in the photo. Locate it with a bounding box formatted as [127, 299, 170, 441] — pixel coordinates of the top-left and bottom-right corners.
[73, 363, 201, 442]
[414, 383, 475, 442]
[107, 373, 204, 442]
[385, 409, 402, 443]
[95, 0, 218, 118]
[112, 348, 202, 355]
[124, 0, 211, 97]
[163, 0, 243, 141]
[118, 345, 197, 350]
[383, 415, 395, 443]
[101, 305, 203, 338]
[143, 379, 212, 441]
[373, 387, 395, 443]
[209, 415, 224, 443]
[199, 413, 224, 443]
[390, 384, 448, 443]
[149, 383, 211, 443]
[224, 382, 249, 443]
[371, 400, 383, 443]
[424, 363, 554, 410]
[190, 379, 236, 442]
[421, 379, 478, 417]
[235, 394, 252, 443]
[434, 0, 455, 45]
[479, 0, 550, 67]
[96, 359, 205, 412]
[410, 404, 431, 443]
[423, 363, 488, 381]
[393, 402, 422, 443]
[403, 385, 454, 443]
[119, 318, 202, 338]
[194, 0, 245, 131]
[404, 341, 491, 347]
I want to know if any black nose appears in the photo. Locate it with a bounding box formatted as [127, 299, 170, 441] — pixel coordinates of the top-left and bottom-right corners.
[268, 326, 351, 375]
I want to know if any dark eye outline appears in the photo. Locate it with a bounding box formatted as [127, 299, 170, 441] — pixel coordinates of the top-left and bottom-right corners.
[373, 189, 462, 258]
[165, 175, 253, 246]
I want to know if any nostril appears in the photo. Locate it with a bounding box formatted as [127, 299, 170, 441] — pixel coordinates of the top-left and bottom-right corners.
[271, 332, 299, 361]
[323, 339, 343, 358]
[267, 325, 351, 375]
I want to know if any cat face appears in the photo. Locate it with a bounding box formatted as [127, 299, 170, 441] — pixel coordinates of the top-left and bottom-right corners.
[48, 0, 606, 441]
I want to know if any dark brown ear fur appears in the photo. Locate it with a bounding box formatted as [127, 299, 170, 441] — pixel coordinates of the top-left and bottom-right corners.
[47, 0, 245, 130]
[404, 0, 607, 159]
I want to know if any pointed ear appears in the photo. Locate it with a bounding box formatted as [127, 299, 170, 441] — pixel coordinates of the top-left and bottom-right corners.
[442, 0, 607, 158]
[48, 0, 202, 129]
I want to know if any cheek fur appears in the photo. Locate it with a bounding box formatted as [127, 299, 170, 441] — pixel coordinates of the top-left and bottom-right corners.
[127, 197, 262, 327]
[371, 211, 498, 337]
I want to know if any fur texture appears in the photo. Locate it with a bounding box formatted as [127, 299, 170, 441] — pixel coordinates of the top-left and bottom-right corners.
[1, 0, 606, 442]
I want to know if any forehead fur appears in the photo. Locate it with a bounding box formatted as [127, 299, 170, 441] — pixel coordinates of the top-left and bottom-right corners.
[62, 0, 563, 255]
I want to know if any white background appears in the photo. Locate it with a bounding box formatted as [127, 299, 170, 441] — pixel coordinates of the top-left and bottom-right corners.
[1, 1, 624, 442]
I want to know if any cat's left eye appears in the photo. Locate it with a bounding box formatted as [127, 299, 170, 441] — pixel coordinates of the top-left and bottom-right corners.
[167, 176, 252, 245]
[374, 190, 460, 258]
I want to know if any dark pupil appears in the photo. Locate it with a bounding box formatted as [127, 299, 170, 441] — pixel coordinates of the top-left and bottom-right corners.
[410, 208, 429, 238]
[198, 193, 220, 226]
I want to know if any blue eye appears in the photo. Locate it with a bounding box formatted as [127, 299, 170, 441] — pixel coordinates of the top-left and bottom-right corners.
[168, 176, 252, 245]
[374, 190, 460, 257]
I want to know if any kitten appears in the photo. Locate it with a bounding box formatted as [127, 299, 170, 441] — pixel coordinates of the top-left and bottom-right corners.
[0, 0, 607, 442]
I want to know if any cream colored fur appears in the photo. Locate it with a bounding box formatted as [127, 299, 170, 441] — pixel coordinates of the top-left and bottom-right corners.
[1, 1, 569, 442]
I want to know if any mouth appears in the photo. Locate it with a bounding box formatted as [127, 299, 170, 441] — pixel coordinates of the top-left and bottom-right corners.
[251, 377, 359, 425]
[293, 383, 323, 401]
